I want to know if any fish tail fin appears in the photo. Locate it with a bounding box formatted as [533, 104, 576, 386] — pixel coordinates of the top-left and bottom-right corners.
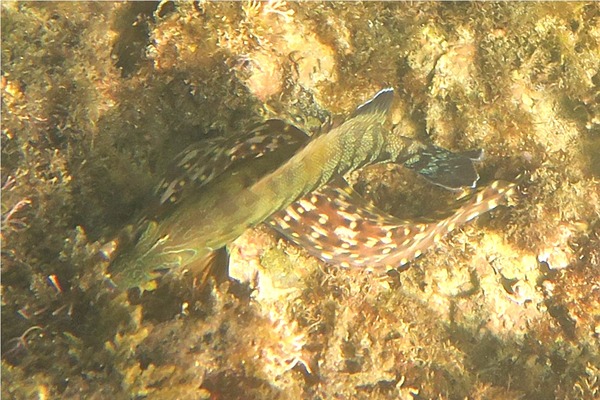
[403, 145, 483, 190]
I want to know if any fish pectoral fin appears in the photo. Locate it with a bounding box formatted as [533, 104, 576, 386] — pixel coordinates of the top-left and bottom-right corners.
[188, 247, 230, 289]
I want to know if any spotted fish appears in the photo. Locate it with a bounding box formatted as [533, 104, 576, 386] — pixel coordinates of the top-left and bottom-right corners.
[153, 123, 499, 272]
[108, 88, 431, 289]
[151, 119, 307, 213]
[268, 179, 515, 271]
[152, 121, 482, 214]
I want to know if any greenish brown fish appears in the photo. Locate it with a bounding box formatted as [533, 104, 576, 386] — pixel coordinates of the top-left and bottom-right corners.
[107, 87, 515, 290]
[108, 88, 417, 289]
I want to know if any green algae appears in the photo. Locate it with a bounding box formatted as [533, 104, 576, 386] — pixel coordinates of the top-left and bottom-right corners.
[2, 2, 599, 399]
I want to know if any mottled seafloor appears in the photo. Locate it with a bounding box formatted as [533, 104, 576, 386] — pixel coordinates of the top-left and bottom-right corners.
[2, 2, 599, 399]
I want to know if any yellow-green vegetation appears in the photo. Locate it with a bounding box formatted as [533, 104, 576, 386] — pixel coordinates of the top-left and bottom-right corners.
[2, 2, 599, 399]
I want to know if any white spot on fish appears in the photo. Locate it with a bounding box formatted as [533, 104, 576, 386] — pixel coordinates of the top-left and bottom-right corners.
[278, 220, 290, 230]
[380, 235, 393, 244]
[365, 238, 378, 248]
[334, 225, 358, 239]
[311, 225, 329, 237]
[298, 199, 316, 212]
[287, 209, 301, 221]
[338, 210, 357, 221]
[466, 211, 480, 221]
[413, 233, 427, 242]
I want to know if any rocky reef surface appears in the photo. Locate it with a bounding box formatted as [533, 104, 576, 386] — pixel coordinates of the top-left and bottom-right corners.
[2, 2, 599, 399]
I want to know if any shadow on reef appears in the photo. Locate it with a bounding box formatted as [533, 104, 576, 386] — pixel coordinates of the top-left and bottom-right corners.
[446, 322, 595, 400]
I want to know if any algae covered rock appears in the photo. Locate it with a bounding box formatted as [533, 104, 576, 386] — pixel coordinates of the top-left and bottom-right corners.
[2, 2, 599, 399]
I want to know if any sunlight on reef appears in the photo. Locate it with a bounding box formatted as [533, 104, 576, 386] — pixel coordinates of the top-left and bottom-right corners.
[2, 2, 600, 399]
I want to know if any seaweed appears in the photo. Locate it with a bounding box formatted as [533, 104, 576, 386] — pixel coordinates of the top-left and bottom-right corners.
[2, 2, 599, 399]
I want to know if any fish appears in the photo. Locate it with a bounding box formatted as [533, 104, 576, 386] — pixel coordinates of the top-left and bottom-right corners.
[147, 119, 309, 219]
[106, 87, 513, 290]
[267, 179, 515, 271]
[402, 146, 484, 190]
[107, 88, 418, 289]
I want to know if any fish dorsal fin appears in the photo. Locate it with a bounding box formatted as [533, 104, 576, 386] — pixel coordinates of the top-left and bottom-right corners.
[351, 88, 395, 118]
[152, 119, 309, 214]
[154, 137, 230, 206]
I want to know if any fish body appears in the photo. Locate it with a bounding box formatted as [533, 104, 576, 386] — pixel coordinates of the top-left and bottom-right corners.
[107, 87, 513, 290]
[268, 179, 515, 270]
[108, 123, 304, 288]
[109, 89, 402, 289]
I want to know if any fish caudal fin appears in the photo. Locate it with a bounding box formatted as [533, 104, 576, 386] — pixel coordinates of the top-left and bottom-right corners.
[403, 145, 483, 190]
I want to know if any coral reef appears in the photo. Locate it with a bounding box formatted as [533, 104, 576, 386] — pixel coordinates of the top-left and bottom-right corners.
[2, 2, 599, 399]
